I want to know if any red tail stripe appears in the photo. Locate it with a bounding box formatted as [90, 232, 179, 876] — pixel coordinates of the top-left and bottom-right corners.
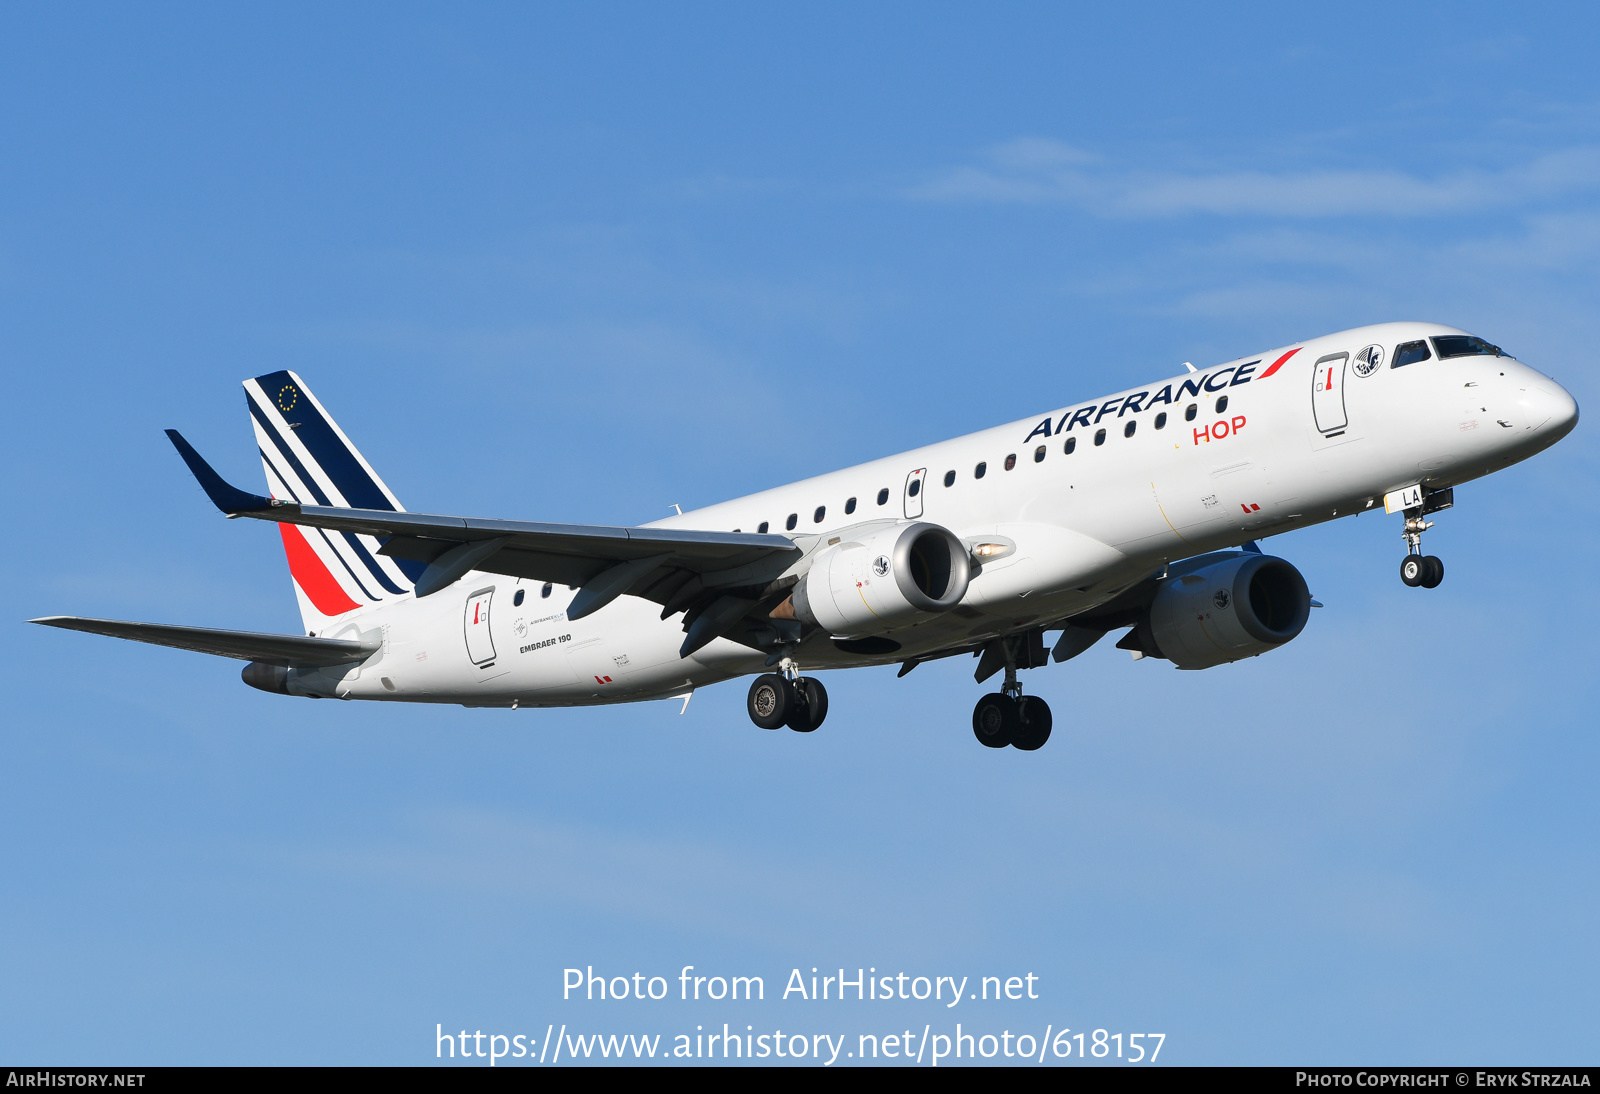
[278, 523, 361, 616]
[1258, 347, 1302, 379]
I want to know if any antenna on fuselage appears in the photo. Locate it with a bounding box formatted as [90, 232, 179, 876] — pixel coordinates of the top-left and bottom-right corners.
[1183, 362, 1197, 373]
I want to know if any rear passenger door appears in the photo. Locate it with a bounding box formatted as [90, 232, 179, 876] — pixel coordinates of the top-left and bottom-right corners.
[463, 587, 497, 667]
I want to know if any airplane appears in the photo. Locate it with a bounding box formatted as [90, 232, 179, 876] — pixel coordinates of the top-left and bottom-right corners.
[30, 321, 1578, 750]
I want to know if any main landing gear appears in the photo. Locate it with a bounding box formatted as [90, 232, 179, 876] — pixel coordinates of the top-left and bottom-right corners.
[1399, 505, 1445, 589]
[971, 656, 1052, 751]
[747, 661, 828, 733]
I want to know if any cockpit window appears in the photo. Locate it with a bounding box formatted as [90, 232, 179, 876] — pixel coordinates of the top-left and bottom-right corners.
[1392, 340, 1431, 368]
[1432, 335, 1505, 360]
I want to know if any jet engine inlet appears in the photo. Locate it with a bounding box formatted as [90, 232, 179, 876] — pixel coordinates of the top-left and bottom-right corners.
[787, 522, 971, 636]
[1146, 553, 1312, 669]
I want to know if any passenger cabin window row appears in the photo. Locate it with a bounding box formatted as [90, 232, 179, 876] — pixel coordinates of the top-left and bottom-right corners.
[739, 379, 1248, 535]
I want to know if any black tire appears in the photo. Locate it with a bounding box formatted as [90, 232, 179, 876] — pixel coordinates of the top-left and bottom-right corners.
[747, 674, 790, 730]
[1420, 555, 1444, 589]
[1012, 696, 1053, 751]
[786, 677, 828, 733]
[972, 693, 1016, 748]
[1400, 556, 1425, 587]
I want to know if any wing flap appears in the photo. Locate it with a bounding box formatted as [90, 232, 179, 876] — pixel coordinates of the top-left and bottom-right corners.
[28, 616, 379, 667]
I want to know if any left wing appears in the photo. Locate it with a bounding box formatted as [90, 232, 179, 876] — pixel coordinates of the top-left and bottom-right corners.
[167, 430, 806, 656]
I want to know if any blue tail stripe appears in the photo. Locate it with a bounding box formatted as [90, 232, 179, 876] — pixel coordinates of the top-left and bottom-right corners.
[256, 448, 379, 602]
[258, 447, 403, 597]
[251, 394, 334, 507]
[339, 530, 409, 595]
[251, 371, 396, 513]
[309, 523, 379, 603]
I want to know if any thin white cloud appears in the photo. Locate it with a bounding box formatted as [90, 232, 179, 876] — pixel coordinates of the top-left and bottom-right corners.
[910, 138, 1600, 218]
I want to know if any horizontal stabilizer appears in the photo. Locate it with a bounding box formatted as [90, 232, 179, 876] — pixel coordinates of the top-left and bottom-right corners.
[28, 616, 379, 667]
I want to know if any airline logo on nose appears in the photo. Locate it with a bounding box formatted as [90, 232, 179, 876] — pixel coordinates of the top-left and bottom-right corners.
[1353, 344, 1384, 377]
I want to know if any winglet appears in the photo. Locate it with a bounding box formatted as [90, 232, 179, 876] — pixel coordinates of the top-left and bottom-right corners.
[165, 429, 276, 515]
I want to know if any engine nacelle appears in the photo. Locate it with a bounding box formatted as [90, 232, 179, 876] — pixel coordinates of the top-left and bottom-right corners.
[1145, 553, 1311, 669]
[790, 522, 971, 636]
[241, 661, 291, 694]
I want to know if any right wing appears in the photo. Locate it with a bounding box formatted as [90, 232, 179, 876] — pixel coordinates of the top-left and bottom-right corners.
[28, 616, 379, 667]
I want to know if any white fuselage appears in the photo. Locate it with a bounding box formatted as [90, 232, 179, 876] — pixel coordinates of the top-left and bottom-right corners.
[287, 322, 1578, 707]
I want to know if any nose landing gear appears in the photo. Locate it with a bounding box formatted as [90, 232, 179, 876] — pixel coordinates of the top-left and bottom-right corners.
[1399, 503, 1445, 589]
[971, 651, 1053, 750]
[746, 660, 828, 733]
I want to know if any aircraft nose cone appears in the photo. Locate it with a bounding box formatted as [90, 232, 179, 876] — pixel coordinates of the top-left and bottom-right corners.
[1533, 379, 1580, 441]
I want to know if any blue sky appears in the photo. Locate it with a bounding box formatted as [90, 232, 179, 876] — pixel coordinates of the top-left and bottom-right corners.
[3, 3, 1598, 1065]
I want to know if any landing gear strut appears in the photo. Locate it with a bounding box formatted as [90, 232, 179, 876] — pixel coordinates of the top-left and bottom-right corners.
[1399, 506, 1444, 589]
[971, 644, 1053, 750]
[747, 660, 828, 733]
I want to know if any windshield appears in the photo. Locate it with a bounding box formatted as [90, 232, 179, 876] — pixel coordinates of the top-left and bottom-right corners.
[1432, 335, 1506, 360]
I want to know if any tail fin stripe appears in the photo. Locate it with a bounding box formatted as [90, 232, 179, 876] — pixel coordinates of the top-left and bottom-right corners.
[338, 530, 410, 595]
[250, 401, 336, 508]
[249, 399, 337, 505]
[250, 371, 397, 513]
[313, 525, 382, 603]
[253, 396, 417, 592]
[248, 385, 357, 512]
[245, 369, 418, 631]
[258, 447, 388, 600]
[279, 524, 362, 616]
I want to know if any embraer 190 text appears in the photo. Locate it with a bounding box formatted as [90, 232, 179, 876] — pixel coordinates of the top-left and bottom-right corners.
[33, 323, 1578, 749]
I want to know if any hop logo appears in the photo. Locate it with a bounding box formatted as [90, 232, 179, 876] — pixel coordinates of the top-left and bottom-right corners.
[1212, 588, 1231, 610]
[872, 555, 891, 576]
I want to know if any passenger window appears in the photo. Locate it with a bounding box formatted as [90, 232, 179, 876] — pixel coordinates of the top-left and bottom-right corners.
[813, 506, 825, 523]
[944, 470, 956, 487]
[1034, 445, 1046, 462]
[1094, 428, 1106, 446]
[1064, 437, 1076, 454]
[877, 488, 889, 506]
[786, 513, 798, 531]
[541, 583, 553, 599]
[1004, 453, 1017, 471]
[1155, 412, 1167, 429]
[1124, 420, 1136, 438]
[758, 521, 769, 534]
[1185, 404, 1197, 421]
[1433, 335, 1504, 359]
[974, 461, 987, 479]
[1393, 340, 1431, 368]
[845, 497, 856, 514]
[514, 588, 525, 607]
[1216, 395, 1229, 414]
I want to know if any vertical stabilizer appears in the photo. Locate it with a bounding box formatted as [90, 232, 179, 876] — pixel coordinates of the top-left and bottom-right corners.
[243, 371, 422, 633]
